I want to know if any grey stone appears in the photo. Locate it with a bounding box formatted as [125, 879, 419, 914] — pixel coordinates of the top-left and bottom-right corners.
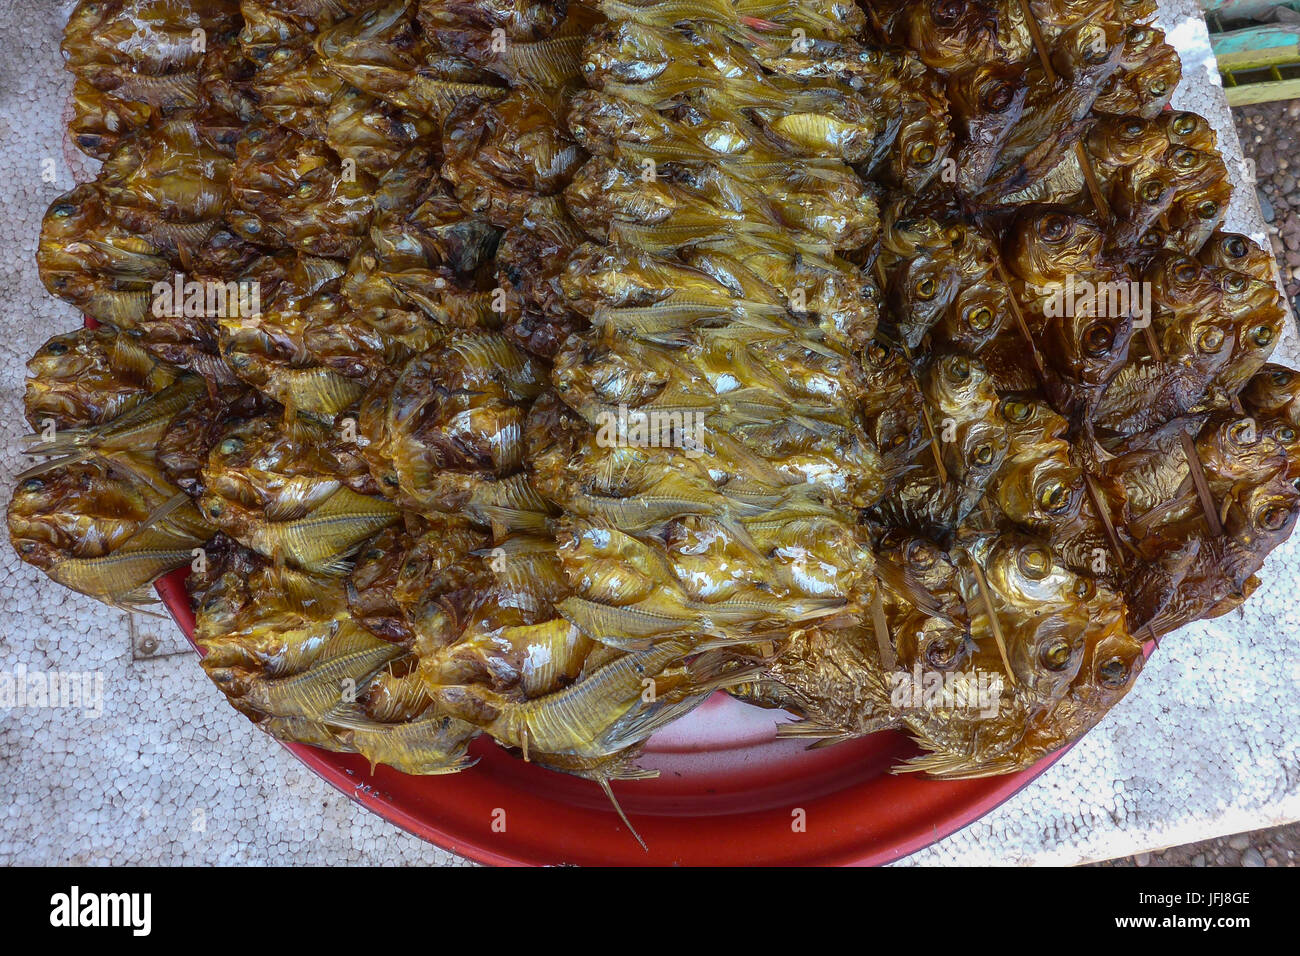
[1258, 189, 1275, 222]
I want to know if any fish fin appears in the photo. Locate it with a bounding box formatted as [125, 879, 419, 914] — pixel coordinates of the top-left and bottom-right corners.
[774, 719, 853, 744]
[112, 587, 168, 616]
[597, 775, 648, 853]
[894, 748, 1023, 779]
[14, 451, 91, 481]
[320, 702, 371, 729]
[874, 556, 953, 623]
[132, 492, 193, 540]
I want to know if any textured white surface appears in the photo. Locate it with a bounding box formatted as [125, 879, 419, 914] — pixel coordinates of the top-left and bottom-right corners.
[0, 0, 1294, 867]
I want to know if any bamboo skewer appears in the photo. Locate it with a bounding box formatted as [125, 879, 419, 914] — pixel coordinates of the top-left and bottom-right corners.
[964, 550, 1018, 687]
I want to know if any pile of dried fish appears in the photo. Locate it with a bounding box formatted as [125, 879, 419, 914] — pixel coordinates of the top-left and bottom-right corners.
[13, 0, 1298, 839]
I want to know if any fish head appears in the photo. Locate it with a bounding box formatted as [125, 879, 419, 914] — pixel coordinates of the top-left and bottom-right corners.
[895, 612, 977, 674]
[938, 280, 1007, 352]
[1243, 365, 1300, 425]
[902, 0, 1000, 72]
[1007, 207, 1103, 285]
[1053, 13, 1125, 87]
[995, 454, 1083, 532]
[1224, 474, 1300, 556]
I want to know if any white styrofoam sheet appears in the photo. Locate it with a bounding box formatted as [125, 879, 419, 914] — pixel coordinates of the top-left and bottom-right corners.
[0, 0, 1295, 866]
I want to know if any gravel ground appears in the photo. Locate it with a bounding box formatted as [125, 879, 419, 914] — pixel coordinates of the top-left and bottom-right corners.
[1091, 98, 1300, 870]
[1240, 100, 1300, 312]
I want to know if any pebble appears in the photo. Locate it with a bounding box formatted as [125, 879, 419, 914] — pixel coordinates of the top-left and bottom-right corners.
[1228, 833, 1251, 850]
[1258, 189, 1275, 222]
[1135, 852, 1151, 866]
[1243, 848, 1266, 867]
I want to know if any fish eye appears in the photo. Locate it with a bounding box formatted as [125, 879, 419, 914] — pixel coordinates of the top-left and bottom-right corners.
[1038, 213, 1070, 242]
[925, 637, 962, 670]
[1149, 79, 1169, 96]
[1198, 327, 1225, 352]
[867, 344, 889, 365]
[1018, 547, 1052, 579]
[915, 276, 937, 299]
[1039, 479, 1070, 513]
[1084, 36, 1110, 63]
[1001, 398, 1031, 422]
[1230, 420, 1257, 446]
[910, 141, 936, 165]
[1172, 148, 1197, 169]
[365, 549, 382, 560]
[217, 438, 242, 456]
[907, 540, 936, 569]
[1082, 321, 1115, 356]
[206, 501, 224, 517]
[296, 182, 314, 197]
[1259, 504, 1290, 531]
[1073, 577, 1094, 599]
[1041, 638, 1075, 671]
[972, 443, 994, 466]
[1139, 229, 1163, 249]
[983, 82, 1016, 113]
[20, 478, 44, 493]
[1271, 369, 1292, 386]
[1224, 236, 1248, 259]
[967, 305, 994, 331]
[1098, 657, 1129, 687]
[945, 355, 971, 381]
[891, 433, 908, 447]
[1222, 274, 1247, 294]
[1252, 325, 1274, 348]
[1277, 426, 1296, 443]
[18, 541, 36, 555]
[1172, 258, 1199, 282]
[46, 341, 68, 355]
[1172, 113, 1196, 136]
[1197, 200, 1219, 220]
[1140, 179, 1165, 203]
[932, 0, 963, 26]
[52, 203, 75, 218]
[1123, 120, 1145, 137]
[1127, 27, 1147, 43]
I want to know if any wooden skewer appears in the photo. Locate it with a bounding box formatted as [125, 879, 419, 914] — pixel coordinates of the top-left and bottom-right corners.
[964, 549, 1018, 687]
[873, 259, 951, 484]
[1011, 0, 1112, 216]
[993, 259, 1048, 380]
[901, 341, 952, 485]
[869, 589, 897, 671]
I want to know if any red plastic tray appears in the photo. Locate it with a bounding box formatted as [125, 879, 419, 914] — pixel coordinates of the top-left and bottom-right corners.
[155, 567, 1076, 866]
